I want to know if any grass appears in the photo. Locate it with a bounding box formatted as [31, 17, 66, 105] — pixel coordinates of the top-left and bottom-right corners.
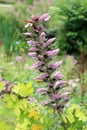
[0, 49, 34, 83]
[0, 99, 16, 130]
[0, 49, 35, 130]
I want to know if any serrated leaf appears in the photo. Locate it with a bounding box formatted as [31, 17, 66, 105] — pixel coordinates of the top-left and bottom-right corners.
[75, 110, 87, 121]
[12, 82, 34, 97]
[15, 119, 29, 130]
[0, 121, 12, 130]
[0, 81, 4, 90]
[14, 107, 20, 117]
[3, 94, 16, 108]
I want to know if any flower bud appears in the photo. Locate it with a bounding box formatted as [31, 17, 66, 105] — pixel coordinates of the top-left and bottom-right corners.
[45, 49, 60, 57]
[27, 40, 37, 46]
[35, 73, 49, 80]
[48, 60, 63, 69]
[39, 13, 50, 22]
[32, 61, 44, 69]
[28, 52, 37, 57]
[53, 71, 64, 79]
[54, 80, 66, 89]
[36, 88, 47, 93]
[43, 38, 56, 48]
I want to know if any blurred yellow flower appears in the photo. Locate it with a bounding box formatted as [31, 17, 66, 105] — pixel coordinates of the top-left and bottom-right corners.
[29, 109, 39, 120]
[35, 79, 42, 83]
[32, 124, 43, 130]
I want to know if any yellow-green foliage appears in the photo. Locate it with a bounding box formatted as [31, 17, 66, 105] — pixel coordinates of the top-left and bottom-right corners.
[63, 104, 87, 129]
[1, 82, 44, 130]
[64, 104, 87, 123]
[13, 82, 34, 97]
[0, 121, 12, 130]
[0, 81, 4, 90]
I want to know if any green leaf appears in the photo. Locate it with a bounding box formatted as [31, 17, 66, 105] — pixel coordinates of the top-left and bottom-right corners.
[70, 97, 81, 104]
[12, 82, 34, 97]
[14, 107, 20, 117]
[15, 119, 29, 130]
[0, 121, 12, 130]
[3, 94, 17, 108]
[0, 81, 4, 90]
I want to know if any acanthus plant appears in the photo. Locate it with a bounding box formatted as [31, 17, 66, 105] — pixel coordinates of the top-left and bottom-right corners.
[0, 76, 14, 98]
[24, 13, 70, 114]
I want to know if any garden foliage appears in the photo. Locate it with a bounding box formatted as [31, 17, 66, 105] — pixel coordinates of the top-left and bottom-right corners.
[49, 0, 87, 55]
[0, 0, 87, 129]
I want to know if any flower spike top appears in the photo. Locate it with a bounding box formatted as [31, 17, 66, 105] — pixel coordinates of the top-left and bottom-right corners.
[24, 13, 70, 113]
